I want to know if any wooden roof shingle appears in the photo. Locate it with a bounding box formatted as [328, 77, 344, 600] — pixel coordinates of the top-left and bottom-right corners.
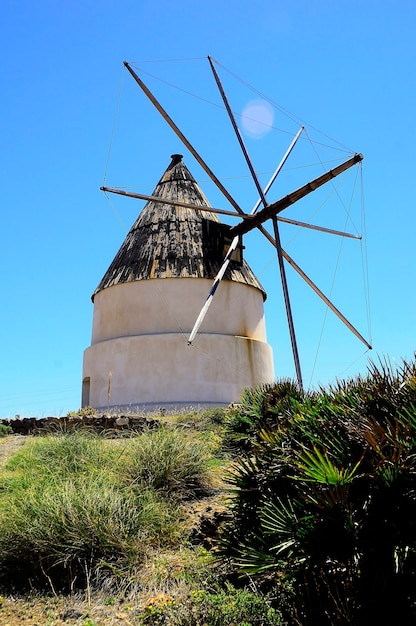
[93, 154, 266, 300]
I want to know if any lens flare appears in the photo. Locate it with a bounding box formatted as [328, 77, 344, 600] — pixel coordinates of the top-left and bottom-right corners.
[241, 99, 274, 139]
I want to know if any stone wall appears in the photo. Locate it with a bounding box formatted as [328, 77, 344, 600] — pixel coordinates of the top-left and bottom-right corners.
[0, 415, 158, 436]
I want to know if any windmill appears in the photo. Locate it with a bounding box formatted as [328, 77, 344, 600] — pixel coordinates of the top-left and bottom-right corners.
[101, 57, 371, 391]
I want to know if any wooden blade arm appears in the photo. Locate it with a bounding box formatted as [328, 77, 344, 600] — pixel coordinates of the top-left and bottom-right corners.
[208, 56, 268, 207]
[276, 216, 361, 239]
[187, 131, 303, 346]
[281, 247, 372, 350]
[230, 153, 364, 237]
[251, 126, 304, 215]
[100, 186, 252, 219]
[208, 57, 302, 388]
[272, 217, 303, 388]
[123, 61, 245, 216]
[250, 223, 371, 349]
[188, 234, 240, 344]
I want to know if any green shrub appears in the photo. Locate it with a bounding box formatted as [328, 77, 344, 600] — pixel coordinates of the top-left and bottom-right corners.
[138, 583, 286, 625]
[224, 380, 303, 450]
[0, 424, 13, 437]
[188, 585, 284, 626]
[220, 356, 416, 625]
[199, 407, 226, 425]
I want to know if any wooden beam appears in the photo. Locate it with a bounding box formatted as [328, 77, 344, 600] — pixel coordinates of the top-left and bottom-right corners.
[281, 246, 372, 350]
[100, 187, 253, 219]
[208, 56, 268, 208]
[123, 61, 245, 217]
[248, 227, 371, 350]
[276, 216, 361, 239]
[230, 153, 364, 237]
[272, 216, 303, 388]
[187, 131, 303, 347]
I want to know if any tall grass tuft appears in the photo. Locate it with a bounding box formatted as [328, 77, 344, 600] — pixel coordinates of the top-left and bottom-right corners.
[120, 426, 213, 497]
[0, 428, 213, 591]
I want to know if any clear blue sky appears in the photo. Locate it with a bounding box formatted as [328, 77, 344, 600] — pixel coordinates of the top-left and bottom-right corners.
[1, 0, 415, 417]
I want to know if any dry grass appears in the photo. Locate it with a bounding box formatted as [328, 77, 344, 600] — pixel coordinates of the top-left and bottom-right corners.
[0, 435, 26, 468]
[0, 592, 150, 625]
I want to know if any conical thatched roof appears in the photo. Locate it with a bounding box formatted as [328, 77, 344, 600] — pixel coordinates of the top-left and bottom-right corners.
[93, 154, 266, 300]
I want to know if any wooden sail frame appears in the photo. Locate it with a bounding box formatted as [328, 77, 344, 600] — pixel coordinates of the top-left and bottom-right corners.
[103, 59, 372, 388]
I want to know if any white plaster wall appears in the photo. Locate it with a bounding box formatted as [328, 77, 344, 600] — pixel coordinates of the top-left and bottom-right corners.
[83, 332, 274, 409]
[91, 278, 268, 345]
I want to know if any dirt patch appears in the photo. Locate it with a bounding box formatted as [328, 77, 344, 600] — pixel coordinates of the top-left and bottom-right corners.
[0, 435, 27, 468]
[0, 593, 145, 625]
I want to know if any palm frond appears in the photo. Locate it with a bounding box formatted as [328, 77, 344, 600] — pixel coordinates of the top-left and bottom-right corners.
[295, 446, 362, 486]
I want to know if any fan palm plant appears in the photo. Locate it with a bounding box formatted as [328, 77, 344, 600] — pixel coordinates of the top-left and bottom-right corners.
[219, 356, 416, 625]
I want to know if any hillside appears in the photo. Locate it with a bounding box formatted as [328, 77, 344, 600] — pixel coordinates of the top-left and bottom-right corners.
[1, 356, 416, 625]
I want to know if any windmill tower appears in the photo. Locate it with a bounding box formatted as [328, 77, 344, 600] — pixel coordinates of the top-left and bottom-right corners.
[82, 154, 275, 411]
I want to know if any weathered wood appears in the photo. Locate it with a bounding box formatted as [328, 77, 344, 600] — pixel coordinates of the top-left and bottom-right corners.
[101, 187, 253, 219]
[94, 155, 265, 301]
[281, 246, 372, 350]
[272, 215, 303, 388]
[208, 56, 268, 207]
[188, 127, 304, 346]
[230, 153, 364, 237]
[124, 62, 245, 217]
[208, 57, 304, 387]
[276, 216, 361, 239]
